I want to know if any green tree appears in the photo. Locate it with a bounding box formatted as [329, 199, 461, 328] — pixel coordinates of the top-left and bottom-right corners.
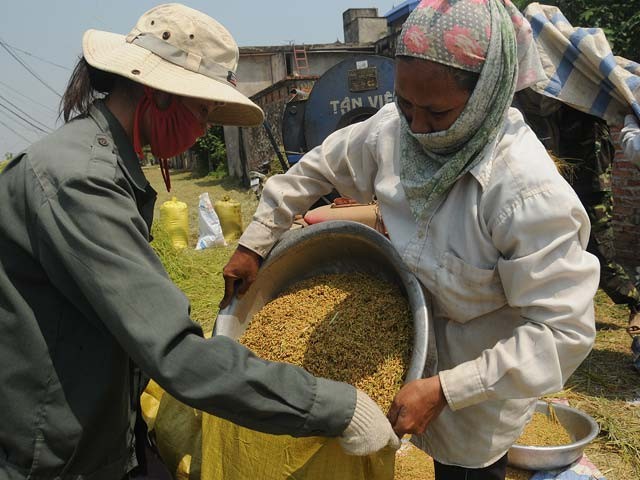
[514, 1, 639, 62]
[191, 126, 227, 177]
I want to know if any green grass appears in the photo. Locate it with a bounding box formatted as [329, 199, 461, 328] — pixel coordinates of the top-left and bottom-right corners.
[146, 167, 258, 332]
[551, 291, 640, 479]
[147, 166, 639, 479]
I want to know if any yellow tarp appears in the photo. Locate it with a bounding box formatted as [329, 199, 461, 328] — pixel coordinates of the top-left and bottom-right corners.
[141, 380, 202, 480]
[201, 414, 395, 480]
[142, 380, 395, 480]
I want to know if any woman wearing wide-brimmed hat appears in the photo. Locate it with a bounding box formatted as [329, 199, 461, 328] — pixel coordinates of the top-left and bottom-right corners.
[0, 4, 399, 479]
[223, 1, 600, 478]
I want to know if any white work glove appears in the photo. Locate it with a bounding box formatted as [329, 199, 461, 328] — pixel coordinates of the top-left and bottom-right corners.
[339, 389, 401, 456]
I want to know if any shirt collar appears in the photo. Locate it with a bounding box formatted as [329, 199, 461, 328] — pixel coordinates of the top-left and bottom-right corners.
[89, 100, 148, 192]
[469, 107, 524, 189]
[468, 140, 496, 190]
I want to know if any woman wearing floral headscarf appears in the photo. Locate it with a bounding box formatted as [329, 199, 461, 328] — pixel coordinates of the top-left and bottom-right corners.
[223, 1, 599, 478]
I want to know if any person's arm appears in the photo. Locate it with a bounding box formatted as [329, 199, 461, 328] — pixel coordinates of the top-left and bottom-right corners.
[438, 186, 599, 411]
[219, 108, 390, 309]
[389, 184, 599, 435]
[622, 114, 640, 168]
[32, 165, 360, 439]
[240, 110, 385, 258]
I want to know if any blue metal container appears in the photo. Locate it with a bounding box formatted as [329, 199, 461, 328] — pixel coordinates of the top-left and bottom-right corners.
[304, 55, 396, 149]
[286, 153, 304, 165]
[282, 55, 396, 155]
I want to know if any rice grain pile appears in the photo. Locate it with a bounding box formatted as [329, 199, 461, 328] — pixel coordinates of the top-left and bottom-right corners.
[395, 443, 435, 480]
[516, 407, 572, 447]
[239, 272, 413, 411]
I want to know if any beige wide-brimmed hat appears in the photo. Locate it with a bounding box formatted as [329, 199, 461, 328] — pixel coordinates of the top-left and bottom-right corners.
[82, 3, 264, 126]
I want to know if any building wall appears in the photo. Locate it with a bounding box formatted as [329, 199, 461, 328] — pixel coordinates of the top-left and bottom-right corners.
[223, 79, 318, 186]
[611, 126, 640, 267]
[375, 32, 399, 58]
[223, 126, 243, 179]
[244, 79, 317, 174]
[235, 53, 287, 97]
[237, 50, 369, 96]
[305, 51, 369, 77]
[343, 8, 378, 25]
[345, 17, 389, 44]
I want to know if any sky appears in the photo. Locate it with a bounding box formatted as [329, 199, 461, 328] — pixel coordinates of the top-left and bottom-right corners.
[0, 0, 404, 156]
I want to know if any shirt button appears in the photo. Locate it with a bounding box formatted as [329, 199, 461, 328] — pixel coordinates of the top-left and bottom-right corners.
[98, 137, 109, 147]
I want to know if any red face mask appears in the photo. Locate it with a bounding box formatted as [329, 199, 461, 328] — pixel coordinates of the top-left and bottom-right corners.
[133, 87, 206, 191]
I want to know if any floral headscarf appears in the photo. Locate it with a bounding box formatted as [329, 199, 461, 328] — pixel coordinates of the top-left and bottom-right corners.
[395, 0, 544, 221]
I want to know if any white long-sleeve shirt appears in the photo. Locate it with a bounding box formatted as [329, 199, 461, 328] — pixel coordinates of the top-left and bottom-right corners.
[622, 114, 640, 167]
[239, 103, 599, 467]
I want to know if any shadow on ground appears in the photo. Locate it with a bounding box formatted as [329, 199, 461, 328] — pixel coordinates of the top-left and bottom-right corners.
[568, 345, 639, 401]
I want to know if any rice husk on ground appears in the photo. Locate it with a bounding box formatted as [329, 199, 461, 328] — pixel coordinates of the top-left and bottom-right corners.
[239, 272, 413, 411]
[394, 443, 533, 480]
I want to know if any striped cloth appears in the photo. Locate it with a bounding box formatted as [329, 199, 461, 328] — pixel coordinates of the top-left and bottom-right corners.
[523, 3, 640, 125]
[530, 455, 606, 480]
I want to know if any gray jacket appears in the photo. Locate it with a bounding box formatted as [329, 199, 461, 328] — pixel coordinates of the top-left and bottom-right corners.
[0, 101, 354, 480]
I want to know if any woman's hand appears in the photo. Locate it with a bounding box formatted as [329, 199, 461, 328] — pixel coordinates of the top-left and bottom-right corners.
[219, 245, 261, 309]
[386, 375, 448, 436]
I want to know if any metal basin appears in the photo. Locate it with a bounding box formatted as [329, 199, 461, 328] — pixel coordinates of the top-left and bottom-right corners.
[214, 220, 429, 383]
[507, 400, 600, 471]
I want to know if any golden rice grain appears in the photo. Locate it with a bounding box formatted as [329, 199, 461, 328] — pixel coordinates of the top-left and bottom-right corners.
[515, 408, 573, 447]
[239, 272, 413, 411]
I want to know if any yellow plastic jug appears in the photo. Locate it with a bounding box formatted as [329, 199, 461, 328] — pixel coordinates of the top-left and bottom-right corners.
[160, 197, 189, 249]
[214, 195, 242, 242]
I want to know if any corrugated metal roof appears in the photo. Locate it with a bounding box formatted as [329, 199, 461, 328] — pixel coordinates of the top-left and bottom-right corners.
[384, 0, 420, 24]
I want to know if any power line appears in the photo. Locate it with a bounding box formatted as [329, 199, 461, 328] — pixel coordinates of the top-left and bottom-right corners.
[0, 108, 43, 149]
[0, 93, 53, 132]
[0, 100, 50, 134]
[0, 118, 32, 143]
[0, 80, 57, 114]
[0, 107, 39, 136]
[0, 39, 62, 98]
[0, 41, 70, 71]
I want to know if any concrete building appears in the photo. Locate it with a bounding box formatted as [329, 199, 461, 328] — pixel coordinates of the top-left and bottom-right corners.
[223, 6, 400, 184]
[374, 1, 419, 56]
[343, 8, 388, 45]
[224, 41, 378, 182]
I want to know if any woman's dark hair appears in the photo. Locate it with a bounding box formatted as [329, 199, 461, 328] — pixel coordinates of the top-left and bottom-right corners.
[59, 57, 122, 122]
[447, 65, 480, 93]
[396, 55, 480, 93]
